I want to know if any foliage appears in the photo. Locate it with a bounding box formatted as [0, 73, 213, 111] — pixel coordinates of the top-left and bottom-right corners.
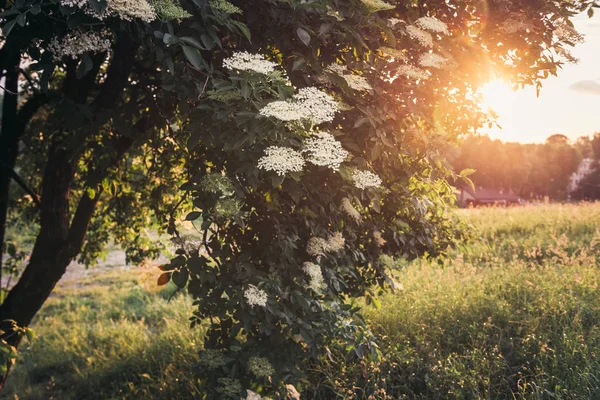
[2, 0, 600, 397]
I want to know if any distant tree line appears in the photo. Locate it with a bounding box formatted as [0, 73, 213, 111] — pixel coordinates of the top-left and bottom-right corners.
[451, 133, 600, 201]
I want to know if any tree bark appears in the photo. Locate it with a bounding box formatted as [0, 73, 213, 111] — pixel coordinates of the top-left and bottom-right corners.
[0, 38, 21, 285]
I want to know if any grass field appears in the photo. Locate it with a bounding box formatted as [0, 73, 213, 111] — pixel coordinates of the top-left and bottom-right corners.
[3, 203, 600, 399]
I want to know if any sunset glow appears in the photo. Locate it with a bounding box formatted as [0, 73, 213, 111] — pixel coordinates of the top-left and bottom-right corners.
[478, 79, 519, 141]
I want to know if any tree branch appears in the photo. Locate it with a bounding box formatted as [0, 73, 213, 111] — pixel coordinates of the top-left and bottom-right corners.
[0, 162, 41, 208]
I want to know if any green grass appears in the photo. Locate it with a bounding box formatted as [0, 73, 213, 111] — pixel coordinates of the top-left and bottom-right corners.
[4, 203, 600, 399]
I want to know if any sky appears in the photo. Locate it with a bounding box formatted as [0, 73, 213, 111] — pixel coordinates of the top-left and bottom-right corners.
[481, 13, 600, 144]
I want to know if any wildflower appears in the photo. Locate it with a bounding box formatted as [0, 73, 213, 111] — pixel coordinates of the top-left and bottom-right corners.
[213, 198, 242, 219]
[303, 262, 327, 292]
[373, 230, 386, 246]
[387, 18, 405, 27]
[260, 87, 338, 125]
[340, 198, 361, 222]
[245, 390, 264, 400]
[396, 64, 429, 80]
[291, 87, 338, 124]
[303, 132, 348, 171]
[415, 16, 449, 34]
[379, 46, 407, 61]
[307, 232, 345, 256]
[418, 52, 448, 69]
[223, 52, 278, 75]
[210, 0, 242, 14]
[500, 16, 533, 34]
[247, 356, 275, 378]
[198, 349, 226, 369]
[405, 25, 433, 47]
[361, 0, 395, 13]
[353, 170, 382, 189]
[151, 0, 192, 20]
[554, 22, 584, 43]
[244, 285, 268, 307]
[325, 64, 372, 91]
[217, 377, 242, 396]
[49, 29, 112, 61]
[200, 173, 234, 195]
[257, 146, 305, 176]
[108, 0, 156, 21]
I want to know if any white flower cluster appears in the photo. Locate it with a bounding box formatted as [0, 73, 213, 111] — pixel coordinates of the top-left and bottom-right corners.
[379, 46, 406, 61]
[210, 0, 242, 14]
[60, 0, 157, 22]
[554, 22, 584, 44]
[388, 18, 405, 27]
[340, 198, 361, 222]
[302, 132, 349, 171]
[405, 25, 433, 47]
[223, 51, 278, 75]
[352, 170, 382, 189]
[373, 230, 386, 246]
[415, 16, 449, 34]
[198, 349, 226, 369]
[245, 390, 265, 400]
[247, 356, 275, 378]
[152, 0, 192, 21]
[257, 146, 305, 176]
[303, 262, 327, 292]
[361, 0, 395, 12]
[260, 87, 338, 125]
[306, 232, 345, 257]
[244, 285, 268, 307]
[326, 63, 372, 91]
[217, 377, 242, 396]
[418, 52, 448, 69]
[500, 17, 533, 34]
[396, 64, 429, 80]
[48, 29, 112, 61]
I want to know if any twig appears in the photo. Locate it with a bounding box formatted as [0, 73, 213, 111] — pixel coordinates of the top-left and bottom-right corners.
[0, 162, 41, 207]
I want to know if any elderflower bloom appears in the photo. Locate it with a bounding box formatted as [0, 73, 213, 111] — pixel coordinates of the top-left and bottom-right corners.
[405, 25, 433, 47]
[152, 0, 192, 20]
[361, 0, 395, 12]
[49, 29, 112, 61]
[418, 52, 448, 69]
[245, 390, 265, 400]
[108, 0, 156, 21]
[302, 132, 348, 171]
[217, 378, 242, 396]
[353, 170, 382, 189]
[415, 16, 449, 34]
[257, 146, 305, 176]
[247, 357, 275, 378]
[325, 64, 372, 91]
[500, 16, 533, 34]
[260, 87, 338, 125]
[244, 285, 268, 307]
[554, 22, 584, 43]
[396, 64, 429, 80]
[387, 18, 405, 27]
[210, 0, 242, 14]
[373, 230, 386, 246]
[340, 198, 361, 222]
[200, 173, 234, 195]
[303, 262, 327, 292]
[223, 52, 278, 75]
[198, 349, 226, 369]
[307, 232, 345, 256]
[379, 46, 406, 61]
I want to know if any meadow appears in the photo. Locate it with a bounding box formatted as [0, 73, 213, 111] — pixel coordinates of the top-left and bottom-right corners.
[3, 203, 600, 399]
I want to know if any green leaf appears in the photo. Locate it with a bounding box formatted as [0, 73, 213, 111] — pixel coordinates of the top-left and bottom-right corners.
[588, 7, 594, 17]
[185, 211, 202, 221]
[179, 36, 205, 50]
[172, 268, 189, 288]
[296, 27, 311, 46]
[16, 13, 26, 26]
[1, 20, 17, 36]
[182, 45, 207, 70]
[459, 168, 476, 177]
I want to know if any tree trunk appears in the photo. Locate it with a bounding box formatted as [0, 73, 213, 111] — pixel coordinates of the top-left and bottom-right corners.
[0, 39, 21, 284]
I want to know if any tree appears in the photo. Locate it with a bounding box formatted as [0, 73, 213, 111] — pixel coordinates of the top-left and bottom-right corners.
[1, 0, 597, 397]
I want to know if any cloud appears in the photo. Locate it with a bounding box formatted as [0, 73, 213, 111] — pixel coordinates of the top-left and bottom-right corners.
[569, 80, 600, 95]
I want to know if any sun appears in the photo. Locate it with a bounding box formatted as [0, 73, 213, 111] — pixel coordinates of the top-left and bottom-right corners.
[478, 79, 519, 140]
